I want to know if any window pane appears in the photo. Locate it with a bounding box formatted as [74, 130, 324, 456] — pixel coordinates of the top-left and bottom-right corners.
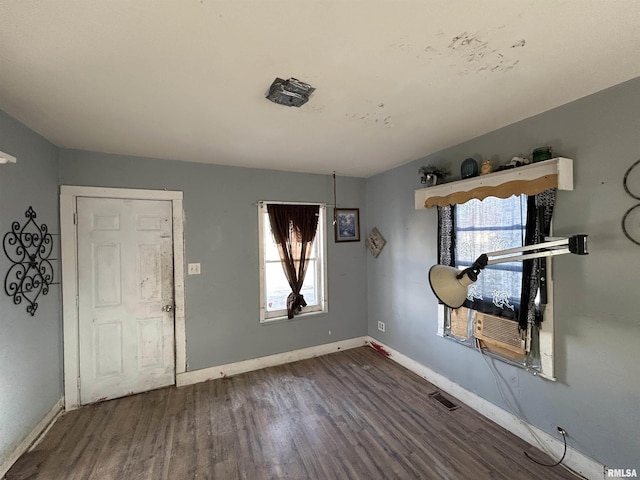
[300, 260, 317, 306]
[264, 216, 281, 261]
[455, 195, 527, 312]
[265, 260, 318, 312]
[265, 262, 290, 311]
[263, 213, 319, 261]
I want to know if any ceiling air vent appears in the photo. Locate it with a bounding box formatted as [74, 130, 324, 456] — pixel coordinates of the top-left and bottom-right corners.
[266, 77, 315, 107]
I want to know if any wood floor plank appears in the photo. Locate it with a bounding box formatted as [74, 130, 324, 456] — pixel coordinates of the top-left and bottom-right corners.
[6, 347, 579, 479]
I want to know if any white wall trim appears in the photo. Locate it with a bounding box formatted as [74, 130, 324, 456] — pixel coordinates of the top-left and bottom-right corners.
[177, 336, 367, 387]
[60, 186, 186, 410]
[0, 398, 63, 478]
[172, 198, 187, 374]
[60, 191, 80, 410]
[365, 336, 604, 480]
[538, 256, 556, 380]
[59, 185, 182, 200]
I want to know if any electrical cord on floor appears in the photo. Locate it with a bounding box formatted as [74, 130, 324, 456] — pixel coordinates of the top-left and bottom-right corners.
[476, 342, 586, 479]
[476, 342, 564, 461]
[524, 427, 567, 467]
[476, 341, 545, 449]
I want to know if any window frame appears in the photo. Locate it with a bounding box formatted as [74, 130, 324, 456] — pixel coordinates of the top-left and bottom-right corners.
[437, 195, 557, 380]
[258, 201, 328, 323]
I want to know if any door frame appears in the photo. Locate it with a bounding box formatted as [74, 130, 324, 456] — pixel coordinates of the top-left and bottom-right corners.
[60, 186, 186, 410]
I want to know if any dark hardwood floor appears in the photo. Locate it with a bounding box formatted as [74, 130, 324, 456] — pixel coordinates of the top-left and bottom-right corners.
[6, 347, 578, 479]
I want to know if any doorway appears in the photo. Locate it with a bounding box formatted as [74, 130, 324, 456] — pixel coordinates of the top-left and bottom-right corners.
[60, 186, 186, 410]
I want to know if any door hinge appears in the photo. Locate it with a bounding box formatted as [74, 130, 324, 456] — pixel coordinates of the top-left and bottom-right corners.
[73, 212, 77, 225]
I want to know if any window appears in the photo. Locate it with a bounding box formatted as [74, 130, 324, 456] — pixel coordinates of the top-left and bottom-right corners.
[438, 190, 557, 378]
[454, 195, 527, 318]
[258, 202, 327, 322]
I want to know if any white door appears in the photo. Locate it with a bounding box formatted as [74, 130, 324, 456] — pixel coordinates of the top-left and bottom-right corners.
[77, 197, 175, 404]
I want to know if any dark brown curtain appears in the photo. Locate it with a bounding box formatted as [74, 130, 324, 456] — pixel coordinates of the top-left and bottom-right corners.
[267, 204, 320, 318]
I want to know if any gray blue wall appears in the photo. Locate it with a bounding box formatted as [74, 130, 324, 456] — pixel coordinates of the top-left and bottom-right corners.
[58, 151, 368, 370]
[365, 77, 640, 468]
[3, 75, 640, 471]
[0, 111, 62, 468]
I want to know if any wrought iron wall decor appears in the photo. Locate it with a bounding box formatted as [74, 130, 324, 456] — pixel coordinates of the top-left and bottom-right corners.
[3, 206, 58, 315]
[622, 160, 640, 246]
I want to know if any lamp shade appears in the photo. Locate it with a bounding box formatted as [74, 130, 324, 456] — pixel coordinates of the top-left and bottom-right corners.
[428, 235, 588, 308]
[428, 265, 475, 309]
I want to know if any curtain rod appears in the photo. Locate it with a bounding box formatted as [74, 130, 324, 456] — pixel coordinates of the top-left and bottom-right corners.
[256, 171, 340, 209]
[255, 201, 333, 207]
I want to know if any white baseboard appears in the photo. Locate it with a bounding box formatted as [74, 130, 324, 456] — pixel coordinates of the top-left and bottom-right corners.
[365, 337, 604, 480]
[177, 336, 367, 387]
[1, 398, 64, 479]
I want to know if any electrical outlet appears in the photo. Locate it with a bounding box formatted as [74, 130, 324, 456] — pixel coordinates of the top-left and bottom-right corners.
[378, 321, 386, 333]
[188, 263, 201, 275]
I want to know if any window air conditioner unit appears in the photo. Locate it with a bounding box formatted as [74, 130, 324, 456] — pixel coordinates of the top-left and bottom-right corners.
[474, 312, 526, 359]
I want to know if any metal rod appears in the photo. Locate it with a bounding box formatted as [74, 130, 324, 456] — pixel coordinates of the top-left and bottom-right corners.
[486, 238, 569, 258]
[333, 171, 338, 225]
[486, 248, 570, 265]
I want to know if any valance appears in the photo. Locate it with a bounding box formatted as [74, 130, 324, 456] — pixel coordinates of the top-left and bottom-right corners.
[415, 157, 573, 209]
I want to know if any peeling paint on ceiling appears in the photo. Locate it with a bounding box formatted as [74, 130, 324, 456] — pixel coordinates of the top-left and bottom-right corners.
[1, 1, 639, 177]
[447, 32, 520, 74]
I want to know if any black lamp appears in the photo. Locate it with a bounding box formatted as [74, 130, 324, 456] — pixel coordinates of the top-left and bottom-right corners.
[429, 235, 589, 309]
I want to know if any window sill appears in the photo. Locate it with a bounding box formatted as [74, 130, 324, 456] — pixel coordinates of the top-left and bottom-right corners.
[415, 157, 573, 209]
[260, 308, 327, 324]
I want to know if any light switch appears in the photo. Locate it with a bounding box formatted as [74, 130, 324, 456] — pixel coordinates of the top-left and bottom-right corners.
[188, 263, 201, 275]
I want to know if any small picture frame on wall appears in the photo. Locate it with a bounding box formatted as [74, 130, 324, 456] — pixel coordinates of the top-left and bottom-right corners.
[365, 227, 386, 258]
[335, 208, 360, 242]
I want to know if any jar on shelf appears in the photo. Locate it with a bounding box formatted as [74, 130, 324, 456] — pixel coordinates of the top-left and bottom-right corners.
[461, 158, 479, 179]
[532, 147, 552, 163]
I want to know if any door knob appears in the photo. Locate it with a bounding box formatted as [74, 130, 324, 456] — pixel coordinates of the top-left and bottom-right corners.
[162, 304, 174, 312]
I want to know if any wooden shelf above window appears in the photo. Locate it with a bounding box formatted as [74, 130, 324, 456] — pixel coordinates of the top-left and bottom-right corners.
[415, 157, 573, 209]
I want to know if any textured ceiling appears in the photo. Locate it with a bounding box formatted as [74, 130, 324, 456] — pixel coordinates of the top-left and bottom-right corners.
[1, 1, 640, 177]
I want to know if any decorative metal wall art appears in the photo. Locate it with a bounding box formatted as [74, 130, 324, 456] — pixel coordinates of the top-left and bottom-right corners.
[3, 206, 57, 315]
[622, 160, 640, 245]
